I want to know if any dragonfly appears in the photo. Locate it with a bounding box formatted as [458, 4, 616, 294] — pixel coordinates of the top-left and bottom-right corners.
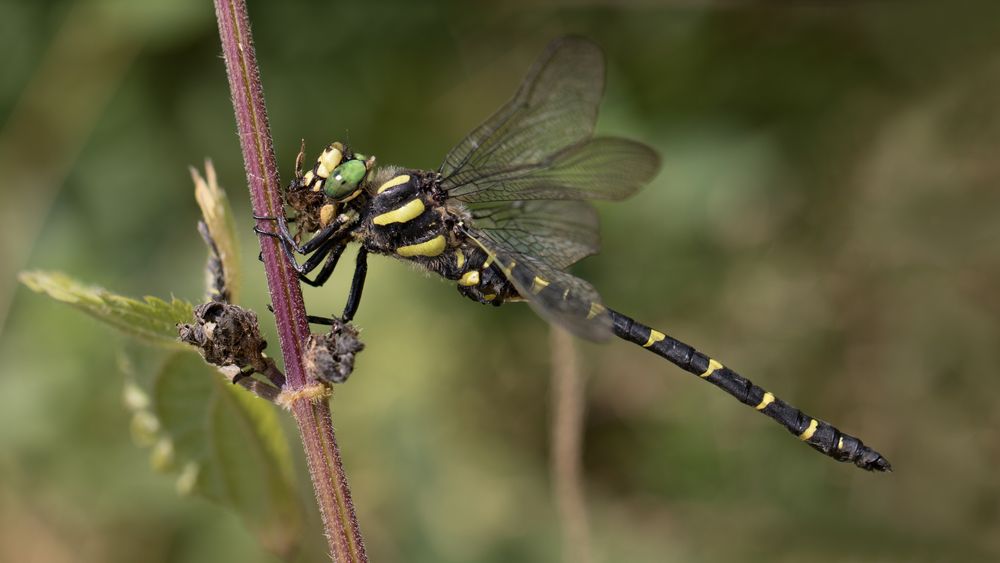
[256, 36, 891, 472]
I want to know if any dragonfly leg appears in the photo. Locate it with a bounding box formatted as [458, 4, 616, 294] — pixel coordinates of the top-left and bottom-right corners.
[299, 243, 346, 287]
[254, 214, 347, 255]
[306, 314, 335, 326]
[342, 247, 368, 321]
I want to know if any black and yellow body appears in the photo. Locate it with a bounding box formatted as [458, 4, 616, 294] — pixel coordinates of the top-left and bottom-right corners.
[353, 168, 520, 305]
[258, 36, 891, 473]
[609, 311, 889, 471]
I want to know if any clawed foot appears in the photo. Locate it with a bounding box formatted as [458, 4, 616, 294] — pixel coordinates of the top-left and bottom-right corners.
[253, 225, 281, 239]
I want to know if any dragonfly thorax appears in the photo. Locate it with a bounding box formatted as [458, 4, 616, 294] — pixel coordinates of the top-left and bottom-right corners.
[359, 168, 453, 258]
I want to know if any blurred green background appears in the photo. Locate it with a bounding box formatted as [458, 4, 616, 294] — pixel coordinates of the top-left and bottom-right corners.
[3, 0, 1000, 561]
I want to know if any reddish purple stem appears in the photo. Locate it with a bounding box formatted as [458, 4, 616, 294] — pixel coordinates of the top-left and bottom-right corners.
[213, 1, 366, 560]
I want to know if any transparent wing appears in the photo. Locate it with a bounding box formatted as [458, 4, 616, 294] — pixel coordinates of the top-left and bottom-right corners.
[466, 230, 613, 341]
[446, 136, 660, 203]
[470, 200, 600, 270]
[440, 36, 659, 203]
[440, 36, 604, 183]
[439, 36, 658, 339]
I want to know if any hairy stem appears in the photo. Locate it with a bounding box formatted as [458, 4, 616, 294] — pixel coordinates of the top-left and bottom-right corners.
[213, 1, 366, 560]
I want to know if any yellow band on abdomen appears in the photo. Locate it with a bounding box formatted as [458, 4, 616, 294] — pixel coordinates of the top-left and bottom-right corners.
[531, 276, 549, 294]
[755, 392, 774, 411]
[643, 330, 665, 348]
[799, 419, 818, 441]
[700, 359, 723, 378]
[459, 271, 480, 286]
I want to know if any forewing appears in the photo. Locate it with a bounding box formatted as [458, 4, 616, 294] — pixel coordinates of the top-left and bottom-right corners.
[448, 136, 659, 203]
[440, 36, 605, 184]
[470, 200, 600, 270]
[466, 231, 613, 341]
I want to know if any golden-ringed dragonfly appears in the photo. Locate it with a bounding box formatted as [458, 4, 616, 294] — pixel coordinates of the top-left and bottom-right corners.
[257, 37, 891, 472]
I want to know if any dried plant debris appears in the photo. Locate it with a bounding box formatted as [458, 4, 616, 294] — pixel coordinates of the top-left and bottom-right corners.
[192, 161, 240, 303]
[303, 318, 364, 384]
[178, 301, 269, 375]
[198, 220, 231, 303]
[283, 141, 328, 240]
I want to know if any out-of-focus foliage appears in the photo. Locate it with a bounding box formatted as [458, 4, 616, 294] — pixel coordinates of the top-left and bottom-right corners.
[19, 270, 193, 346]
[2, 1, 1000, 562]
[19, 206, 304, 557]
[133, 349, 303, 559]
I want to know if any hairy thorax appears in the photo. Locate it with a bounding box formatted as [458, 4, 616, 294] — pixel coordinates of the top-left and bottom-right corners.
[358, 167, 519, 306]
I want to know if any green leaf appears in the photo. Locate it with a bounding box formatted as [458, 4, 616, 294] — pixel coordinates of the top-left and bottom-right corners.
[19, 270, 193, 347]
[192, 161, 241, 303]
[151, 352, 303, 559]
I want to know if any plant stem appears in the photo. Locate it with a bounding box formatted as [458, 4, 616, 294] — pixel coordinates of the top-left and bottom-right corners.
[213, 1, 366, 560]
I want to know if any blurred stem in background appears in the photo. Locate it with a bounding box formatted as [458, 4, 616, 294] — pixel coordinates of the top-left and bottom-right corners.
[550, 325, 592, 563]
[0, 2, 138, 336]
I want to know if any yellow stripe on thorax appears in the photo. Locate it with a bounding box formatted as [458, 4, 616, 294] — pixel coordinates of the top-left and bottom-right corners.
[700, 359, 723, 378]
[373, 198, 425, 225]
[377, 174, 410, 193]
[455, 249, 465, 268]
[799, 419, 818, 441]
[396, 235, 446, 257]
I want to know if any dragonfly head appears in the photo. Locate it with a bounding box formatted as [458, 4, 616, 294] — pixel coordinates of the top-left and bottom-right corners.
[290, 141, 375, 200]
[286, 142, 377, 227]
[323, 154, 371, 201]
[279, 142, 360, 236]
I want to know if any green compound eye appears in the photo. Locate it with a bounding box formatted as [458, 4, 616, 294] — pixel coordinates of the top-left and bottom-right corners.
[324, 159, 367, 199]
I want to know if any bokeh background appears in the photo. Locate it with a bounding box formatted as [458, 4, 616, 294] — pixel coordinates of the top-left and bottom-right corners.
[3, 1, 1000, 561]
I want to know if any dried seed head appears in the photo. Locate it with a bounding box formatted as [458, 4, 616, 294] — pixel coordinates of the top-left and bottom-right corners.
[303, 319, 364, 384]
[178, 301, 267, 372]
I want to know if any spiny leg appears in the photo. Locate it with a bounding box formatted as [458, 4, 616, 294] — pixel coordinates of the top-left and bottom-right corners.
[254, 213, 349, 255]
[256, 216, 353, 281]
[303, 247, 368, 324]
[275, 238, 304, 274]
[306, 315, 335, 326]
[342, 247, 368, 321]
[252, 210, 299, 251]
[256, 228, 329, 278]
[254, 219, 306, 272]
[300, 243, 347, 287]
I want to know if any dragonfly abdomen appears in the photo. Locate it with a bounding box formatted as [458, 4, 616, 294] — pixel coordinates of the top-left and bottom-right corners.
[444, 243, 519, 305]
[608, 309, 892, 472]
